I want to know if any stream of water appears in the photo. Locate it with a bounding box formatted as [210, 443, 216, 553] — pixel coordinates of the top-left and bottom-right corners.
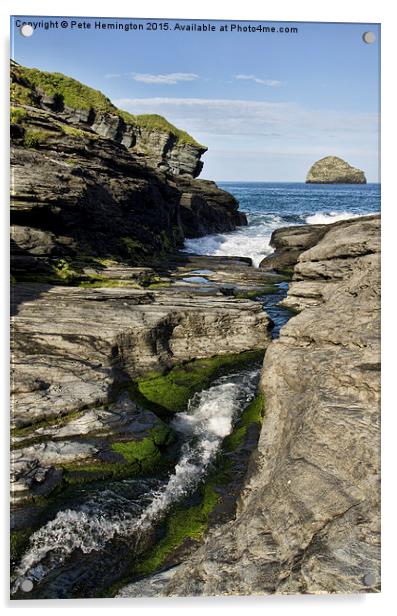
[12, 367, 260, 598]
[12, 262, 292, 598]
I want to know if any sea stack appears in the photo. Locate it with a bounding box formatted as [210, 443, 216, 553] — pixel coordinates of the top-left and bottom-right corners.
[306, 156, 366, 184]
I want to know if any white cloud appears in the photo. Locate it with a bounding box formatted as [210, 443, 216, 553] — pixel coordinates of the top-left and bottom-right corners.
[130, 72, 199, 85]
[113, 96, 379, 181]
[235, 74, 283, 87]
[114, 96, 378, 139]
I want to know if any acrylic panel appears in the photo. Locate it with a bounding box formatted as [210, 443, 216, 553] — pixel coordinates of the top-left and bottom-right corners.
[10, 16, 381, 599]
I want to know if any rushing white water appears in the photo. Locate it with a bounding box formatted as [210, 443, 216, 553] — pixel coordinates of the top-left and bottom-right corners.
[183, 215, 284, 267]
[12, 368, 259, 593]
[305, 210, 360, 225]
[183, 210, 362, 267]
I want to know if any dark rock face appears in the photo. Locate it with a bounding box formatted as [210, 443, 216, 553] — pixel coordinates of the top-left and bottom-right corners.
[164, 215, 380, 596]
[11, 110, 183, 265]
[10, 62, 247, 271]
[306, 156, 366, 184]
[10, 113, 245, 271]
[176, 176, 247, 237]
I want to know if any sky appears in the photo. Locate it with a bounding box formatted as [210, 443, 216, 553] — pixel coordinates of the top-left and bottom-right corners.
[11, 16, 380, 181]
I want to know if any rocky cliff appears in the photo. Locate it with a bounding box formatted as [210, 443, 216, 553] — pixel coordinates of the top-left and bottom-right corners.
[306, 156, 366, 184]
[164, 214, 380, 595]
[10, 61, 246, 276]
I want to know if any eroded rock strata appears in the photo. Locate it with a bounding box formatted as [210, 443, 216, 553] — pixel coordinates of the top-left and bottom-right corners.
[164, 215, 380, 596]
[11, 61, 246, 277]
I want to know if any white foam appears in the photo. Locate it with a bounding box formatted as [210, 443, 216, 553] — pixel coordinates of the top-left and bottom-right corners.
[12, 369, 259, 592]
[183, 216, 285, 267]
[183, 210, 363, 267]
[305, 211, 360, 225]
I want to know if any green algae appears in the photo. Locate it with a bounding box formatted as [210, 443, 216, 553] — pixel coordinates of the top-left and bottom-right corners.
[223, 393, 265, 451]
[10, 528, 32, 564]
[61, 422, 175, 485]
[235, 286, 277, 299]
[137, 350, 264, 413]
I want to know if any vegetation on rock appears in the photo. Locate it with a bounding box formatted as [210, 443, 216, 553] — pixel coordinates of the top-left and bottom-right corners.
[137, 350, 264, 413]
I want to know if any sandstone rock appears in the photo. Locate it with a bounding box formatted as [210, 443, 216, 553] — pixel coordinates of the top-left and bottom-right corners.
[259, 214, 378, 273]
[259, 224, 328, 271]
[306, 156, 366, 184]
[165, 215, 380, 596]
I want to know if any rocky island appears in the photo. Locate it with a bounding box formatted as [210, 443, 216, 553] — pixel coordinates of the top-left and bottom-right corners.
[306, 156, 367, 184]
[10, 61, 380, 599]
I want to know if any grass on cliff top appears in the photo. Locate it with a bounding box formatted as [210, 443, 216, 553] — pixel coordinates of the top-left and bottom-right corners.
[11, 63, 205, 148]
[137, 350, 264, 413]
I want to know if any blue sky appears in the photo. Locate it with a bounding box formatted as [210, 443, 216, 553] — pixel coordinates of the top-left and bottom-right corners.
[11, 17, 380, 181]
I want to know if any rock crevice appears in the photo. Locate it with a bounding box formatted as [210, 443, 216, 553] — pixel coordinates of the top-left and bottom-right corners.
[164, 215, 380, 596]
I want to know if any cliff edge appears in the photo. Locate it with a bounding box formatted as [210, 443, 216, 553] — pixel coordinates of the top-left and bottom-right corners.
[10, 61, 246, 275]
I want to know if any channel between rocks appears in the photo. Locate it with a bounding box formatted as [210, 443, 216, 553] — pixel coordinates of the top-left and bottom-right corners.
[11, 255, 294, 599]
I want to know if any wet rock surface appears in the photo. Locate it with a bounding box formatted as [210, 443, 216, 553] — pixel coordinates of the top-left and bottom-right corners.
[11, 255, 277, 510]
[164, 215, 380, 596]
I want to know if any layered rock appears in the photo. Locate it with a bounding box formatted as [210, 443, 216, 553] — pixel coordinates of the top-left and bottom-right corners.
[10, 256, 275, 509]
[306, 156, 366, 184]
[11, 61, 246, 273]
[11, 60, 206, 178]
[259, 214, 377, 273]
[176, 176, 247, 237]
[165, 215, 380, 595]
[259, 223, 329, 272]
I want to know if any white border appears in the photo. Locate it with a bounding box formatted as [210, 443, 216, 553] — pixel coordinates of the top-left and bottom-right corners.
[1, 1, 395, 614]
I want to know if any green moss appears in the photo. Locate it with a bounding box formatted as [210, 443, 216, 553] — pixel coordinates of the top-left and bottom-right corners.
[23, 128, 52, 148]
[61, 460, 141, 485]
[10, 528, 32, 563]
[78, 278, 140, 289]
[19, 66, 115, 113]
[119, 111, 205, 148]
[111, 424, 172, 469]
[137, 350, 264, 413]
[134, 480, 219, 577]
[51, 258, 80, 282]
[10, 106, 27, 125]
[10, 82, 34, 105]
[235, 286, 277, 299]
[61, 422, 174, 485]
[54, 120, 97, 139]
[147, 282, 171, 289]
[224, 393, 265, 451]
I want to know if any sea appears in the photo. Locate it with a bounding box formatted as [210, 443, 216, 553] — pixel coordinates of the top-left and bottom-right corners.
[183, 182, 381, 266]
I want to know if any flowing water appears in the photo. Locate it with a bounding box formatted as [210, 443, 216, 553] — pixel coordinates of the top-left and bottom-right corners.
[13, 183, 373, 597]
[184, 182, 380, 266]
[12, 368, 260, 598]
